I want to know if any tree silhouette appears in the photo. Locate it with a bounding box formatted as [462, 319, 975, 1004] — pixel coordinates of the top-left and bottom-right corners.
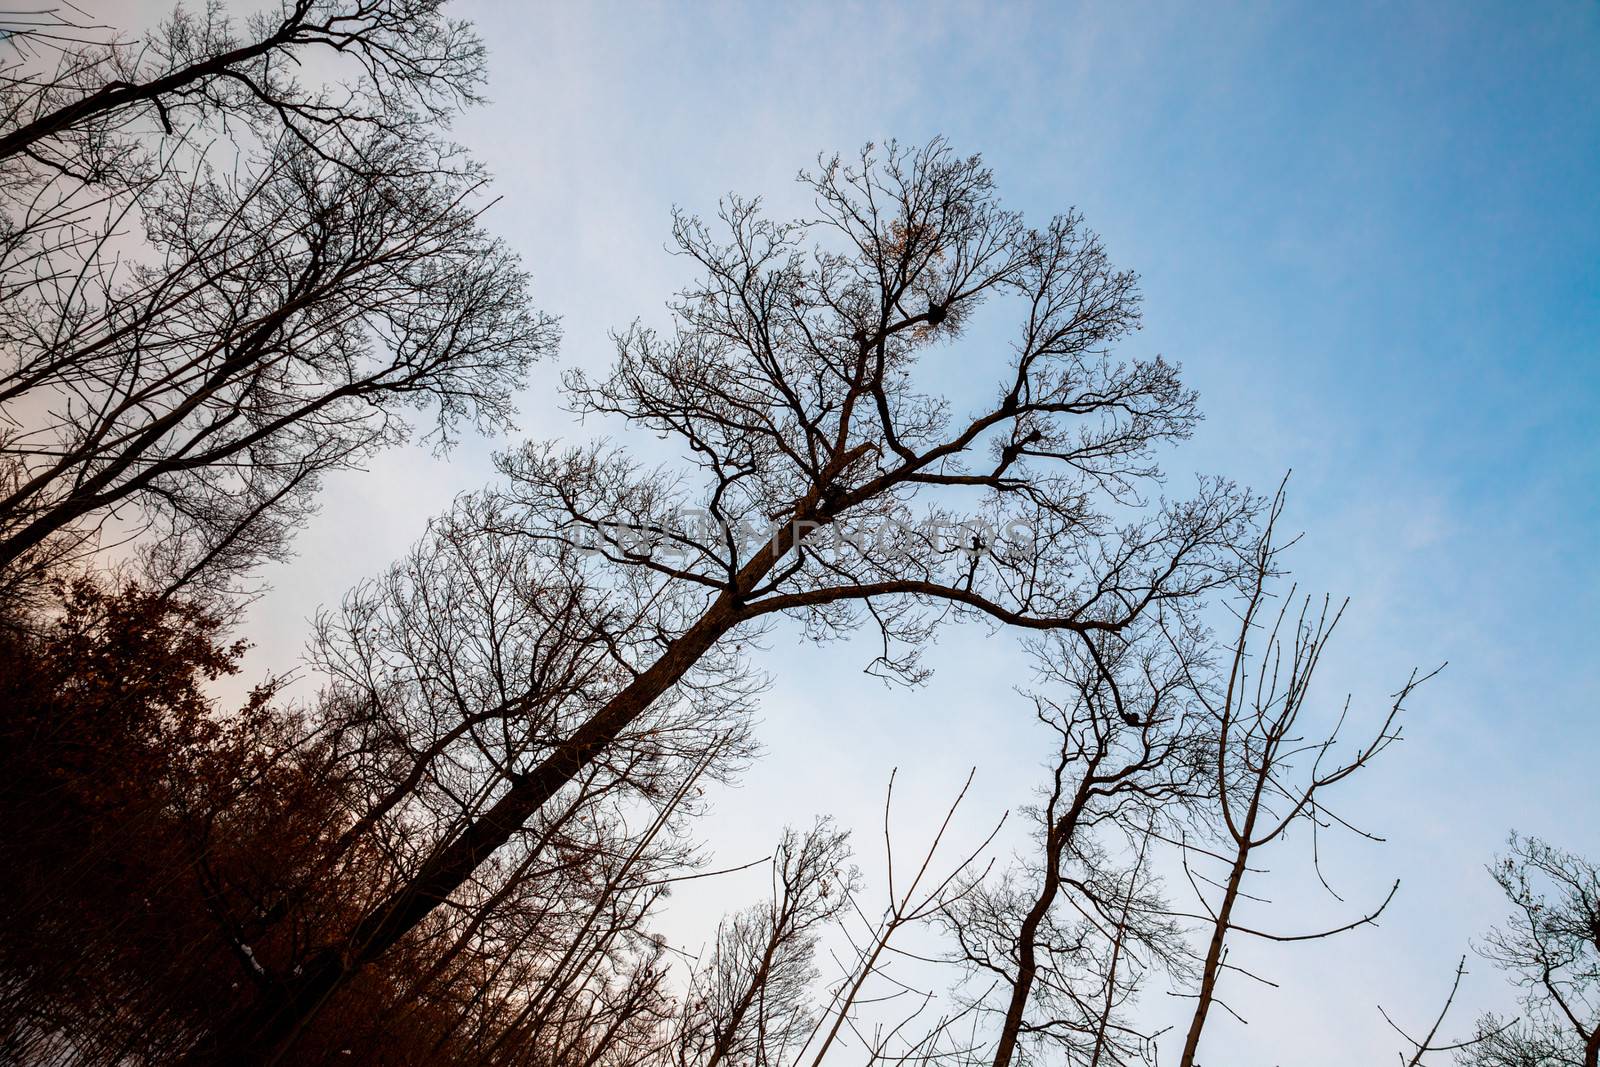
[203, 137, 1253, 1062]
[1464, 836, 1600, 1067]
[0, 1, 554, 605]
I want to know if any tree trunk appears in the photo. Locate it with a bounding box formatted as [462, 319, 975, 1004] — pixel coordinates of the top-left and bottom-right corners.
[194, 476, 854, 1063]
[1178, 791, 1263, 1067]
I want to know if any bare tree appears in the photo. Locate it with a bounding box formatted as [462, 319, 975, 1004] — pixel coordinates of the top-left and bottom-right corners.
[1173, 492, 1432, 1066]
[674, 821, 857, 1067]
[199, 138, 1252, 1062]
[0, 1, 555, 602]
[943, 623, 1205, 1067]
[259, 492, 754, 1062]
[1462, 836, 1600, 1067]
[0, 1, 486, 165]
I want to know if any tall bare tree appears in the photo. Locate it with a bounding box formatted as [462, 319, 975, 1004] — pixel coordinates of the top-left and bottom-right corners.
[1174, 492, 1431, 1066]
[209, 140, 1253, 1062]
[0, 1, 555, 602]
[234, 492, 756, 1063]
[943, 624, 1204, 1067]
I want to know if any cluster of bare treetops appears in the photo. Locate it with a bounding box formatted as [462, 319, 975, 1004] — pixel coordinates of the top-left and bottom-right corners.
[0, 3, 1594, 1065]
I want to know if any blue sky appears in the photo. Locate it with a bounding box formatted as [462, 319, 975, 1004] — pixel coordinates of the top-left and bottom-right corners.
[226, 2, 1600, 1061]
